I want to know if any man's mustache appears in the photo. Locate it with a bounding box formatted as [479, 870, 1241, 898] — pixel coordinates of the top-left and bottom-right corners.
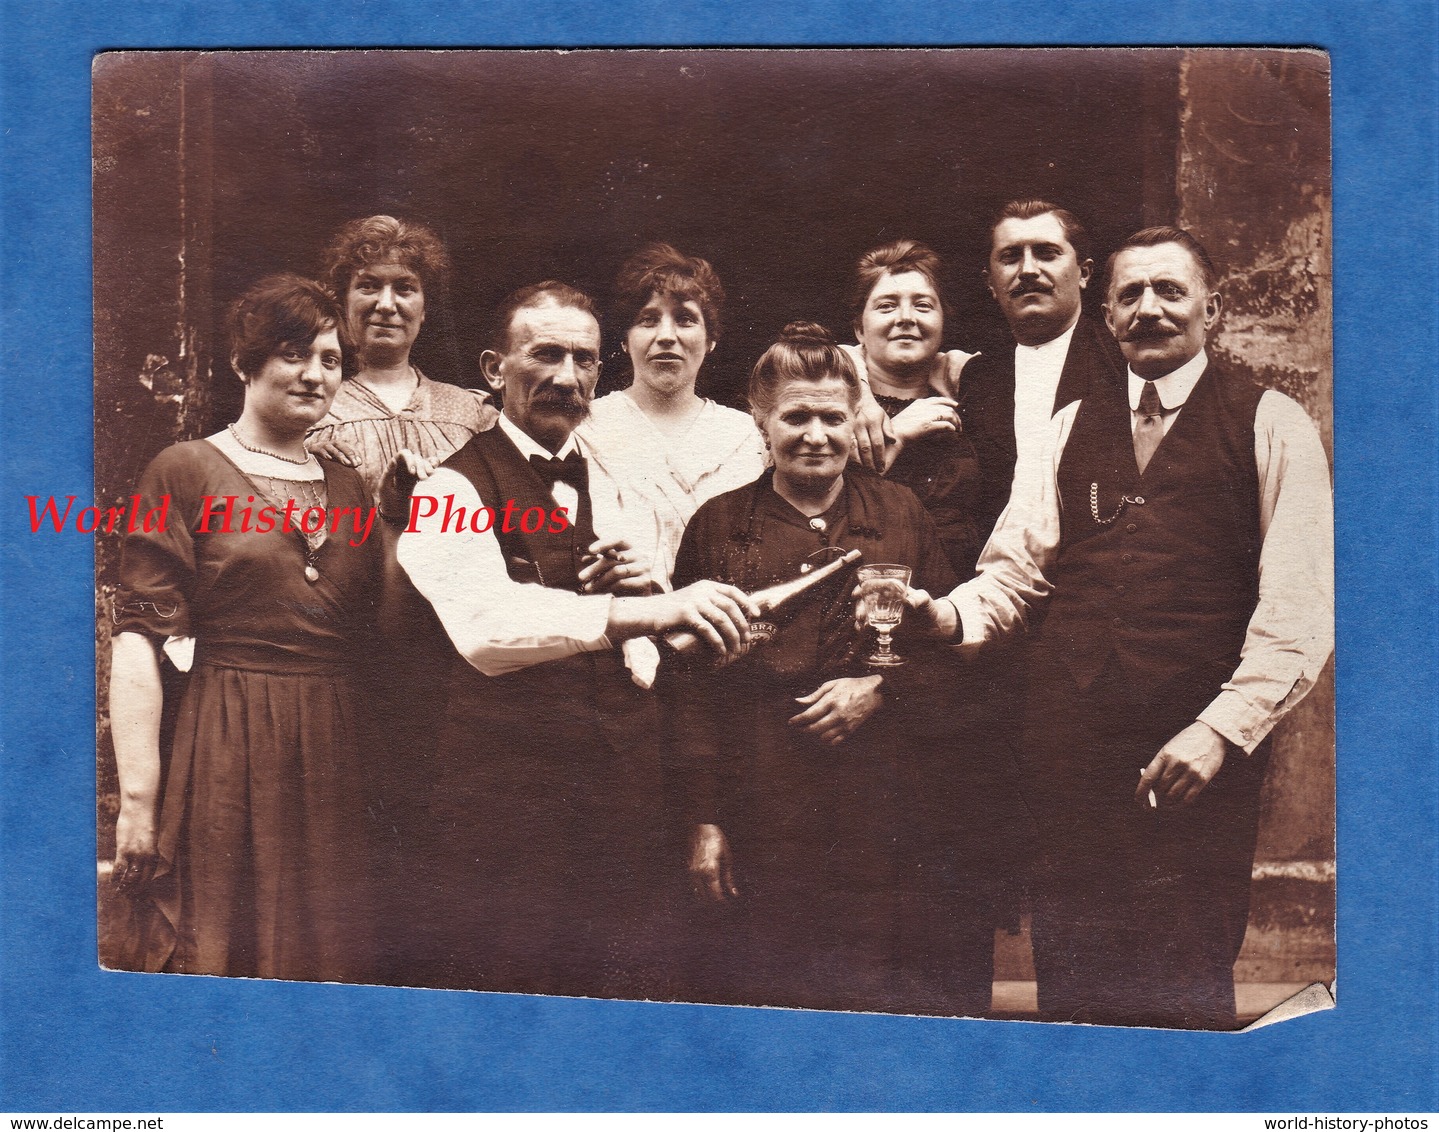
[531, 390, 589, 412]
[1123, 324, 1175, 342]
[1010, 280, 1052, 296]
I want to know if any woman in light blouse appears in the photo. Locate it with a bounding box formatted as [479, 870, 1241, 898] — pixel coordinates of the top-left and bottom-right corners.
[580, 242, 767, 585]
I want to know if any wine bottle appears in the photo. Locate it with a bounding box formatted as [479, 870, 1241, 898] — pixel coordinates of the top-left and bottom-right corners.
[662, 548, 863, 658]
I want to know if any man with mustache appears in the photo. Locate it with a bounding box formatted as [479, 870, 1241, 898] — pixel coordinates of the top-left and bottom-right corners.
[959, 200, 1125, 539]
[912, 227, 1333, 1028]
[397, 281, 757, 996]
[926, 201, 1128, 961]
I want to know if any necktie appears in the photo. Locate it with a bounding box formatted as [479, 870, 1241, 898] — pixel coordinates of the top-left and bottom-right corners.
[1133, 381, 1165, 475]
[528, 450, 589, 492]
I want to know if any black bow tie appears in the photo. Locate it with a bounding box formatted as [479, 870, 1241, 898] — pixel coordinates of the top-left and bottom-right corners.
[528, 450, 588, 492]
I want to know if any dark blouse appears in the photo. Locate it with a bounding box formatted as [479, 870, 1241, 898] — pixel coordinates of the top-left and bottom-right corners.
[873, 391, 985, 578]
[669, 467, 959, 830]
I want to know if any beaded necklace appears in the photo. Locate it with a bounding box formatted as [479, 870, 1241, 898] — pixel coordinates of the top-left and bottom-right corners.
[227, 423, 315, 466]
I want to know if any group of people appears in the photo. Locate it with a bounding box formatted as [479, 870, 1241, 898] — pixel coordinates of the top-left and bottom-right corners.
[108, 202, 1333, 1029]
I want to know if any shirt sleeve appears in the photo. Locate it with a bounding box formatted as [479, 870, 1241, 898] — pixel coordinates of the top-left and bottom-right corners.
[589, 455, 665, 592]
[946, 401, 1075, 648]
[111, 446, 196, 642]
[396, 466, 615, 677]
[1196, 391, 1334, 753]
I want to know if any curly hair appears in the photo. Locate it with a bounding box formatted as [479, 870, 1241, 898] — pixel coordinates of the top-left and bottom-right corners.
[321, 214, 451, 298]
[611, 242, 725, 343]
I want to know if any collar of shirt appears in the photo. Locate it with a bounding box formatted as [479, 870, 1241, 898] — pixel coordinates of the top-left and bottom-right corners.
[497, 411, 586, 518]
[1127, 347, 1209, 413]
[497, 410, 582, 462]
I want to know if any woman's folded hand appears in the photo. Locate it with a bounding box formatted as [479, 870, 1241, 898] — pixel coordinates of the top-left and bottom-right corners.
[789, 674, 884, 745]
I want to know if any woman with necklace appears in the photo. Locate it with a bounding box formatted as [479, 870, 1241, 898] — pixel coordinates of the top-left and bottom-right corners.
[579, 243, 767, 586]
[108, 275, 379, 982]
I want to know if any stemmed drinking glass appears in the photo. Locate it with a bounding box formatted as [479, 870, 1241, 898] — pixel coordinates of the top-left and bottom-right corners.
[857, 563, 911, 667]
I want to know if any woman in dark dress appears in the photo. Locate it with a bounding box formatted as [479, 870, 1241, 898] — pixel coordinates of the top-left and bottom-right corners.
[841, 239, 987, 577]
[669, 321, 962, 1013]
[844, 238, 1030, 1015]
[108, 274, 379, 982]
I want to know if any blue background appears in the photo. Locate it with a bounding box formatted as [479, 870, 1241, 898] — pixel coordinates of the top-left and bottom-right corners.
[2, 0, 1436, 1113]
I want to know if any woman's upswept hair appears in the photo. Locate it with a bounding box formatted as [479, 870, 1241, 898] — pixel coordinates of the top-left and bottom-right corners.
[611, 242, 725, 342]
[321, 214, 451, 297]
[849, 238, 947, 324]
[227, 273, 344, 380]
[748, 321, 860, 421]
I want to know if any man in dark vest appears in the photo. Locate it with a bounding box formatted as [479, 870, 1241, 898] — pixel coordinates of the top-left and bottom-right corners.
[910, 227, 1333, 1028]
[397, 281, 757, 998]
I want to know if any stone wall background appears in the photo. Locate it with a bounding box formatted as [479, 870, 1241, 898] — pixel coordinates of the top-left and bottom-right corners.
[1174, 49, 1334, 981]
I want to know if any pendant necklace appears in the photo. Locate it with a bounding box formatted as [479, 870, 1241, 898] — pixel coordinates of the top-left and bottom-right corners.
[221, 420, 326, 581]
[248, 471, 329, 584]
[221, 424, 328, 583]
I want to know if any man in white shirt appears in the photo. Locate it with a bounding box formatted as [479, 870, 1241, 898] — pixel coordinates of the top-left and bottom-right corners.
[397, 281, 757, 996]
[936, 202, 1130, 952]
[959, 200, 1125, 540]
[914, 227, 1334, 1028]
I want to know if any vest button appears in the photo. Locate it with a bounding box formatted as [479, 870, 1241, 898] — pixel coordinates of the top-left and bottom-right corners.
[1115, 584, 1126, 594]
[1126, 522, 1138, 533]
[1112, 616, 1123, 627]
[1121, 553, 1133, 564]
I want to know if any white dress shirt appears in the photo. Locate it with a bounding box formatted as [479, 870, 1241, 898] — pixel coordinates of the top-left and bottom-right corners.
[949, 349, 1335, 754]
[1012, 318, 1079, 473]
[397, 413, 661, 681]
[1124, 347, 1207, 436]
[577, 391, 767, 587]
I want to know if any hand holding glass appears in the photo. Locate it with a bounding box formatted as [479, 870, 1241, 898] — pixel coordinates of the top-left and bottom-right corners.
[857, 563, 911, 667]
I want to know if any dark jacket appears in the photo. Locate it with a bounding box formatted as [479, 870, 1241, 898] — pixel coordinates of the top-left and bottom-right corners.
[959, 314, 1125, 547]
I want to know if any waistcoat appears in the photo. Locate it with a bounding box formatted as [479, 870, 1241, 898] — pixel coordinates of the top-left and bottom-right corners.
[1044, 363, 1265, 691]
[438, 426, 633, 737]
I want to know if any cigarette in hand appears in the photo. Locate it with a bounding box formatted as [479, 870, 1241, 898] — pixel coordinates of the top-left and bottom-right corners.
[1139, 769, 1158, 809]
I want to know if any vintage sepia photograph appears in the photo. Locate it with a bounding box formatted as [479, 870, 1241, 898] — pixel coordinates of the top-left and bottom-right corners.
[91, 48, 1335, 1031]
